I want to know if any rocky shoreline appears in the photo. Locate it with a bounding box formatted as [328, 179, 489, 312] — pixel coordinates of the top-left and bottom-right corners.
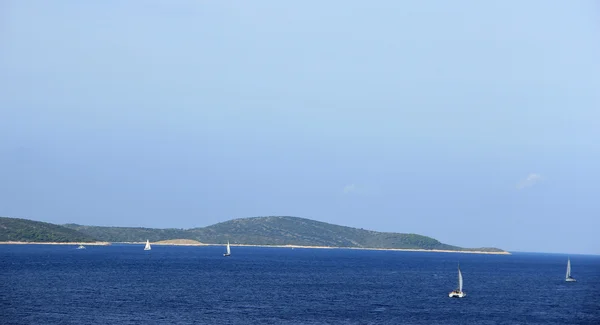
[215, 243, 512, 255]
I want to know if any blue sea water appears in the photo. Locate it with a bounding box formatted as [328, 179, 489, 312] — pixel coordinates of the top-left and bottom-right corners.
[1, 245, 599, 325]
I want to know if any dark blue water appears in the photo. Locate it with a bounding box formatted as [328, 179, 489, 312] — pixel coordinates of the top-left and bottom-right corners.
[1, 245, 599, 325]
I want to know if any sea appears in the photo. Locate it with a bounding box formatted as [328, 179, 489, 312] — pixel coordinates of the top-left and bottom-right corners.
[1, 245, 599, 325]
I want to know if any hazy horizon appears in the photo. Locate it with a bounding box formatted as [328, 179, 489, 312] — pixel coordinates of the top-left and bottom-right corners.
[1, 1, 599, 255]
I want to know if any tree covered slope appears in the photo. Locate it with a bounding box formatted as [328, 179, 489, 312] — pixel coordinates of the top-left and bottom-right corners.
[0, 217, 98, 242]
[64, 216, 506, 252]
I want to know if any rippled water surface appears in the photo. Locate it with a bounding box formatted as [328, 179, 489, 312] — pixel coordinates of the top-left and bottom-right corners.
[1, 245, 599, 324]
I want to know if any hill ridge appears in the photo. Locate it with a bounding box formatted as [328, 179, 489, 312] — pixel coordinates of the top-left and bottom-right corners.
[0, 217, 99, 243]
[63, 216, 506, 253]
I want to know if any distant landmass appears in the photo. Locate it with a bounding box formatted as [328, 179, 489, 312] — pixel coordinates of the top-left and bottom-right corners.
[0, 217, 98, 243]
[0, 216, 506, 253]
[59, 216, 506, 253]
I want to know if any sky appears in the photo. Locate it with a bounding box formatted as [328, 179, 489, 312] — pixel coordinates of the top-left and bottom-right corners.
[1, 1, 599, 255]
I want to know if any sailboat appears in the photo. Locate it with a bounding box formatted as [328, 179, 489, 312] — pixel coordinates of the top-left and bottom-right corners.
[449, 263, 466, 298]
[223, 241, 231, 257]
[565, 258, 576, 282]
[76, 245, 86, 250]
[144, 240, 151, 251]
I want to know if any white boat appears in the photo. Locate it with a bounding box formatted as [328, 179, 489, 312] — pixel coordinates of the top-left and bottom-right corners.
[449, 264, 466, 298]
[76, 245, 86, 250]
[144, 240, 151, 251]
[223, 241, 231, 257]
[565, 258, 576, 282]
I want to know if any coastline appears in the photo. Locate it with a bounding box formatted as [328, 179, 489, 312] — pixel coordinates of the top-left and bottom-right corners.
[218, 244, 512, 255]
[130, 242, 510, 255]
[0, 241, 510, 254]
[113, 241, 207, 246]
[0, 241, 111, 246]
[150, 239, 205, 246]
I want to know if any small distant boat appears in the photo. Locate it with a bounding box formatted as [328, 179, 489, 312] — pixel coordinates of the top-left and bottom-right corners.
[144, 240, 151, 251]
[565, 258, 576, 282]
[223, 241, 231, 257]
[449, 264, 466, 298]
[76, 245, 86, 250]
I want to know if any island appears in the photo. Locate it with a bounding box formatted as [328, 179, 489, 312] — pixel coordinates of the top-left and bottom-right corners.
[1, 216, 509, 254]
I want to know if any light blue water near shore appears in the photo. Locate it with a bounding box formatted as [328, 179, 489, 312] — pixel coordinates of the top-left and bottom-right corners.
[1, 245, 599, 324]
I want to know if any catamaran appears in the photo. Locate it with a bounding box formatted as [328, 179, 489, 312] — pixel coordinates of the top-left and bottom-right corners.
[565, 258, 576, 282]
[144, 240, 151, 251]
[223, 241, 231, 257]
[449, 264, 466, 298]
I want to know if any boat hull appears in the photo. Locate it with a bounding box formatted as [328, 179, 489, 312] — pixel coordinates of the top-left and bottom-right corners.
[448, 291, 466, 298]
[223, 253, 230, 257]
[565, 278, 576, 282]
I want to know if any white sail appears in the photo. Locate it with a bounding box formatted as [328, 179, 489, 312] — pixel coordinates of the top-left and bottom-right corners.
[458, 266, 463, 292]
[226, 241, 231, 255]
[566, 258, 571, 279]
[449, 263, 466, 297]
[144, 240, 151, 251]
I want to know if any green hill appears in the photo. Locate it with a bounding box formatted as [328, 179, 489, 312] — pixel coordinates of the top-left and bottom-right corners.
[0, 217, 98, 242]
[188, 216, 454, 249]
[62, 224, 190, 243]
[64, 216, 506, 252]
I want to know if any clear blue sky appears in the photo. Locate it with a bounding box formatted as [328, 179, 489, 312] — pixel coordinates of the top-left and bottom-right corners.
[1, 1, 599, 254]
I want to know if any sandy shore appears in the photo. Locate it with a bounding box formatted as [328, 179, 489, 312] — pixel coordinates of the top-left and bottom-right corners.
[153, 239, 205, 246]
[166, 243, 511, 255]
[113, 241, 208, 246]
[0, 241, 509, 254]
[0, 241, 111, 246]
